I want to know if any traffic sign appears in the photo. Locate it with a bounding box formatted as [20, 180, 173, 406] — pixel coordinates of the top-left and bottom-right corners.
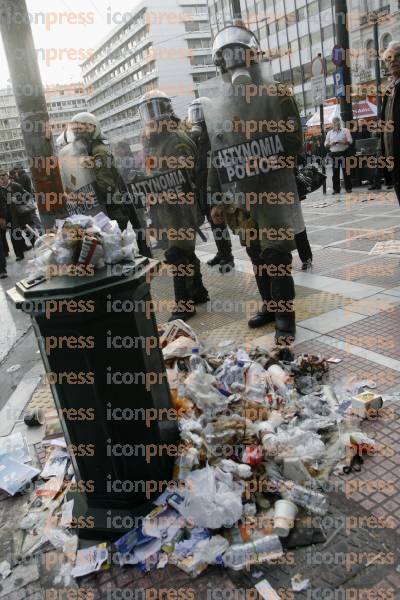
[333, 67, 345, 98]
[332, 44, 345, 66]
[311, 75, 326, 105]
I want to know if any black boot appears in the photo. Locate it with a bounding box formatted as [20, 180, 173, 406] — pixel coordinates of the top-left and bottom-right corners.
[207, 254, 221, 267]
[248, 302, 275, 328]
[164, 246, 196, 321]
[247, 257, 275, 329]
[169, 274, 196, 322]
[191, 254, 210, 304]
[271, 274, 296, 345]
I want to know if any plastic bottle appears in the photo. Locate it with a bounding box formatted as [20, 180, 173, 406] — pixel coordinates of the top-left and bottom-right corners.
[229, 360, 246, 387]
[222, 535, 283, 571]
[282, 483, 328, 516]
[189, 348, 205, 373]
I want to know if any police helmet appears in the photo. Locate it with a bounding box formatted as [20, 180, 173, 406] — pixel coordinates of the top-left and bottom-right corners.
[70, 112, 102, 139]
[138, 90, 177, 124]
[212, 23, 261, 71]
[188, 97, 211, 125]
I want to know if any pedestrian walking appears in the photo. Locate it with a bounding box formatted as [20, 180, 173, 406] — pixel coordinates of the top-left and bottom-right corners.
[14, 164, 33, 194]
[381, 41, 400, 204]
[325, 117, 353, 194]
[0, 170, 29, 261]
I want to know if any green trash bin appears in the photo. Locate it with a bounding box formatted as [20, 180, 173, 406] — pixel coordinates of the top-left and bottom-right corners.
[9, 257, 179, 539]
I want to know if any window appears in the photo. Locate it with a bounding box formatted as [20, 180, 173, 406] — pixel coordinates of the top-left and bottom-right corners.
[381, 33, 392, 50]
[187, 38, 211, 49]
[292, 66, 303, 86]
[308, 2, 319, 17]
[322, 25, 334, 42]
[184, 21, 209, 32]
[302, 63, 312, 82]
[267, 21, 276, 35]
[289, 39, 299, 54]
[300, 35, 309, 50]
[311, 31, 321, 46]
[277, 17, 286, 31]
[366, 39, 374, 68]
[320, 0, 331, 10]
[296, 7, 306, 21]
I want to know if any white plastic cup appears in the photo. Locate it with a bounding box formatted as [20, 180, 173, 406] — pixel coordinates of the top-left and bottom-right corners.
[267, 410, 284, 430]
[273, 499, 298, 537]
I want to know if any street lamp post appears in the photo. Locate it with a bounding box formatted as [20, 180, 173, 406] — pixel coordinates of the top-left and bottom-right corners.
[370, 11, 382, 117]
[334, 0, 354, 124]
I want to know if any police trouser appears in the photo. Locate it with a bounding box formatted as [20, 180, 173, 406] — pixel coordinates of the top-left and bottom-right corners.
[204, 204, 233, 259]
[164, 236, 206, 304]
[245, 238, 295, 314]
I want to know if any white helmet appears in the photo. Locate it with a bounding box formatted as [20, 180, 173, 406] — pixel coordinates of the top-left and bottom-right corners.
[212, 24, 261, 71]
[188, 97, 212, 124]
[70, 112, 102, 140]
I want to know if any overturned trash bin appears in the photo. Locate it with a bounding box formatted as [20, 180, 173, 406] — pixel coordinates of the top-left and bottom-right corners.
[8, 257, 179, 540]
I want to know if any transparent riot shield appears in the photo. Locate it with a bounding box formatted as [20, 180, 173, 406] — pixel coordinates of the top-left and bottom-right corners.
[58, 139, 101, 217]
[108, 135, 151, 256]
[199, 62, 301, 250]
[126, 130, 201, 252]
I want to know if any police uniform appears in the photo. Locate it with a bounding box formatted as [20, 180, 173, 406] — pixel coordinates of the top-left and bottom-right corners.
[90, 139, 130, 230]
[138, 90, 209, 321]
[204, 24, 303, 342]
[190, 124, 234, 271]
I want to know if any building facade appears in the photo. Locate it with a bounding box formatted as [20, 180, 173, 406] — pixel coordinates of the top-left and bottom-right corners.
[81, 0, 215, 152]
[207, 0, 400, 118]
[0, 84, 87, 173]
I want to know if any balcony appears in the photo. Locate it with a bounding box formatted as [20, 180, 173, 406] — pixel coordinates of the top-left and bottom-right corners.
[360, 5, 390, 26]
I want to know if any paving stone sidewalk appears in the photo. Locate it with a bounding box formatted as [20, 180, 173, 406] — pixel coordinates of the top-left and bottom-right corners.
[1, 189, 400, 599]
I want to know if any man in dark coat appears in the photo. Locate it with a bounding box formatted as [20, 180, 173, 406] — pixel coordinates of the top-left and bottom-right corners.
[0, 171, 28, 260]
[14, 164, 33, 194]
[381, 41, 400, 204]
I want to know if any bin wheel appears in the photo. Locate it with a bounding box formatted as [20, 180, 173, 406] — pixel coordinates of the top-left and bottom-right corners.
[23, 408, 45, 427]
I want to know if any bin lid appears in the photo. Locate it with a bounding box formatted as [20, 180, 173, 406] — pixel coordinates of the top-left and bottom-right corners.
[11, 257, 155, 303]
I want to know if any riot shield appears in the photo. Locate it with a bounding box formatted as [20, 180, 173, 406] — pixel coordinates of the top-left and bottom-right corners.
[58, 139, 101, 217]
[109, 136, 152, 257]
[122, 127, 201, 252]
[199, 62, 300, 251]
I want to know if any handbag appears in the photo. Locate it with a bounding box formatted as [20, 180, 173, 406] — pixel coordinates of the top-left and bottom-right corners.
[295, 165, 326, 200]
[11, 192, 37, 216]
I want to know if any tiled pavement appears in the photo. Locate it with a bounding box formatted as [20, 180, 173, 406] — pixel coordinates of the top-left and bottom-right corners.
[3, 188, 400, 598]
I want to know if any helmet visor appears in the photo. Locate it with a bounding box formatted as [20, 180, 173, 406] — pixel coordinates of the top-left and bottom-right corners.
[188, 104, 204, 124]
[139, 98, 172, 124]
[221, 45, 251, 70]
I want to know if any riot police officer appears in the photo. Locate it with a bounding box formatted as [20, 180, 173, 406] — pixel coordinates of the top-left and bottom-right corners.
[137, 90, 209, 322]
[65, 112, 130, 229]
[204, 24, 303, 344]
[65, 112, 150, 256]
[188, 98, 235, 273]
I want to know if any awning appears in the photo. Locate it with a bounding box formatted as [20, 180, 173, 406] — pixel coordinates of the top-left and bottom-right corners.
[306, 99, 377, 128]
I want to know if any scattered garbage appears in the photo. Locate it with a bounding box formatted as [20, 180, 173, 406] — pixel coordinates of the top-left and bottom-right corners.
[0, 455, 40, 496]
[0, 561, 12, 580]
[71, 544, 109, 578]
[27, 212, 136, 279]
[5, 321, 382, 584]
[255, 578, 281, 599]
[291, 574, 311, 592]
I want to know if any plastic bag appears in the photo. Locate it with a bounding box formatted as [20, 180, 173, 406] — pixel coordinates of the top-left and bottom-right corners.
[178, 465, 243, 529]
[184, 371, 231, 415]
